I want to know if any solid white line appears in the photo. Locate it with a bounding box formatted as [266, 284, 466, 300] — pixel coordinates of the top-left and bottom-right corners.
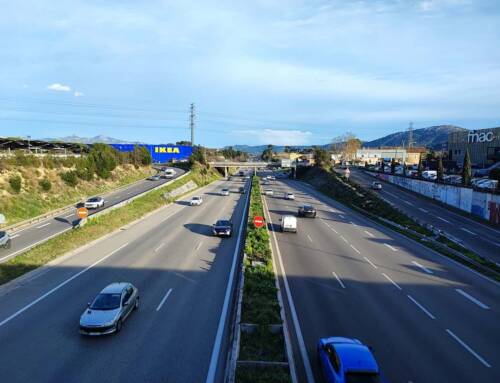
[382, 273, 402, 290]
[384, 243, 397, 252]
[436, 216, 451, 224]
[330, 227, 339, 234]
[446, 329, 491, 368]
[460, 227, 477, 236]
[455, 289, 490, 309]
[364, 230, 375, 237]
[402, 200, 414, 206]
[364, 256, 378, 269]
[418, 208, 429, 213]
[155, 288, 173, 312]
[307, 234, 313, 243]
[154, 242, 165, 252]
[322, 220, 331, 228]
[205, 182, 251, 383]
[0, 242, 129, 328]
[339, 214, 345, 219]
[340, 235, 348, 244]
[412, 260, 433, 274]
[407, 294, 435, 319]
[36, 222, 51, 229]
[350, 245, 361, 254]
[262, 190, 313, 383]
[332, 271, 346, 289]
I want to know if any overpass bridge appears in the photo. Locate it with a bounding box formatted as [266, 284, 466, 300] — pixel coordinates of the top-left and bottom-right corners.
[208, 161, 269, 177]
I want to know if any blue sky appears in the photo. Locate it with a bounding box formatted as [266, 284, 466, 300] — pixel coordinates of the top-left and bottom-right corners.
[1, 0, 499, 147]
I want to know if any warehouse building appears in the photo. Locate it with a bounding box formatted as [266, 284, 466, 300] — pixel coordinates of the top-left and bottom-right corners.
[448, 127, 500, 167]
[356, 147, 426, 165]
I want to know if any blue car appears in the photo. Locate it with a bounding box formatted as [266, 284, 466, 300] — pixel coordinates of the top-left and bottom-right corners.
[317, 337, 386, 383]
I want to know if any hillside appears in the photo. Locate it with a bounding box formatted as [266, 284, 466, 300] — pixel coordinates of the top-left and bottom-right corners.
[43, 135, 145, 145]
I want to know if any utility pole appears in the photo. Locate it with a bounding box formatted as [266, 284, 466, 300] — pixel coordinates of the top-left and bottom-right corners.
[408, 122, 414, 148]
[190, 103, 195, 146]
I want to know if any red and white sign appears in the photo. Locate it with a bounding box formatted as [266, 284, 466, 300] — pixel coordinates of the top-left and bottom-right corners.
[253, 216, 265, 228]
[77, 207, 89, 219]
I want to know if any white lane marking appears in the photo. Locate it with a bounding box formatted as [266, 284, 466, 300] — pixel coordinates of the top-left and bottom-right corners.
[172, 271, 198, 284]
[385, 191, 399, 199]
[195, 241, 202, 251]
[262, 189, 310, 383]
[407, 294, 436, 319]
[384, 243, 397, 252]
[446, 329, 491, 368]
[0, 242, 129, 327]
[455, 289, 490, 309]
[332, 271, 346, 289]
[364, 256, 378, 269]
[322, 220, 331, 228]
[411, 260, 434, 274]
[350, 221, 358, 227]
[382, 273, 402, 290]
[364, 230, 375, 237]
[460, 227, 477, 236]
[418, 208, 429, 213]
[350, 245, 361, 254]
[156, 288, 173, 311]
[340, 235, 348, 244]
[63, 214, 74, 219]
[10, 234, 20, 239]
[330, 227, 339, 234]
[126, 191, 133, 195]
[206, 181, 252, 383]
[339, 214, 345, 219]
[307, 234, 313, 243]
[402, 200, 414, 206]
[161, 212, 177, 223]
[154, 242, 165, 252]
[436, 216, 451, 224]
[36, 222, 51, 229]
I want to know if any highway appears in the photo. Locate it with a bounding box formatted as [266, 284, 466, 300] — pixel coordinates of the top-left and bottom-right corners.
[262, 174, 499, 382]
[0, 176, 249, 383]
[0, 167, 185, 264]
[347, 167, 500, 265]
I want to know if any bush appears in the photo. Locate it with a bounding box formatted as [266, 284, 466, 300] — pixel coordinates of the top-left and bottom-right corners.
[60, 170, 79, 187]
[9, 175, 22, 193]
[88, 143, 118, 179]
[38, 177, 52, 191]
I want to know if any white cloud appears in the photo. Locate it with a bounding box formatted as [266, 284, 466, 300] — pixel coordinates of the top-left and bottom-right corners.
[74, 91, 84, 97]
[234, 129, 312, 145]
[47, 83, 71, 92]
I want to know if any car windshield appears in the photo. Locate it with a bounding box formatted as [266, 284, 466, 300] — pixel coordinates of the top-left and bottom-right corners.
[90, 293, 122, 310]
[345, 372, 382, 383]
[192, 197, 201, 200]
[0, 231, 6, 238]
[215, 220, 230, 226]
[88, 198, 99, 202]
[303, 205, 313, 209]
[222, 189, 229, 192]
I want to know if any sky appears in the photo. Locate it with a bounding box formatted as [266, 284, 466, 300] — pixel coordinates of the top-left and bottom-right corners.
[1, 0, 499, 147]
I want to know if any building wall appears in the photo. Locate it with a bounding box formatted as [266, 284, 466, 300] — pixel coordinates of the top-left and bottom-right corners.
[448, 127, 500, 167]
[356, 148, 406, 164]
[110, 144, 193, 163]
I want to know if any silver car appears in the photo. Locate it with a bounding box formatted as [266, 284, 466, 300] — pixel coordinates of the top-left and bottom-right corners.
[0, 231, 11, 249]
[79, 282, 139, 336]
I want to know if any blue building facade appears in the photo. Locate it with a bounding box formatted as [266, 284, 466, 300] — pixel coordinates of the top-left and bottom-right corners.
[110, 144, 193, 163]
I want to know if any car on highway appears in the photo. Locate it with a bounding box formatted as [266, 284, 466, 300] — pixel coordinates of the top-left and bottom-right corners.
[264, 189, 274, 196]
[212, 219, 233, 237]
[84, 196, 105, 209]
[371, 181, 382, 190]
[298, 204, 316, 218]
[280, 215, 297, 232]
[161, 169, 176, 179]
[220, 188, 230, 196]
[238, 186, 246, 194]
[0, 231, 12, 249]
[147, 174, 161, 181]
[284, 192, 295, 200]
[190, 196, 203, 206]
[79, 282, 139, 336]
[317, 337, 384, 383]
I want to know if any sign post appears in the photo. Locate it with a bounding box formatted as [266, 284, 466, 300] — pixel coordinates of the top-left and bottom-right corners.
[253, 216, 265, 228]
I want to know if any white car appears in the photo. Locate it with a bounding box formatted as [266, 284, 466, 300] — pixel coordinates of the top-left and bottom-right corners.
[190, 196, 203, 206]
[220, 188, 230, 196]
[372, 182, 382, 190]
[264, 189, 274, 196]
[0, 231, 12, 249]
[280, 215, 297, 233]
[284, 192, 295, 200]
[84, 197, 105, 209]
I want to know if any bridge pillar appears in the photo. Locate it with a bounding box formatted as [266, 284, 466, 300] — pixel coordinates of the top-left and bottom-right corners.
[224, 167, 228, 178]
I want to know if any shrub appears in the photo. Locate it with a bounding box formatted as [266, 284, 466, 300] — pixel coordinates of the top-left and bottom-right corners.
[9, 175, 22, 193]
[88, 143, 118, 179]
[38, 177, 52, 191]
[60, 170, 79, 187]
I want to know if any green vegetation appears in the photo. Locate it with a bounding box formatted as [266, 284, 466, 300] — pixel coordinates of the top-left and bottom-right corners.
[462, 149, 471, 186]
[0, 162, 220, 286]
[38, 177, 52, 192]
[60, 170, 79, 187]
[8, 175, 22, 193]
[236, 176, 291, 383]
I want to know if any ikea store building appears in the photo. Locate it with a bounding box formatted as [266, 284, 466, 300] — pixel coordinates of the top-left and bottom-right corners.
[111, 144, 193, 163]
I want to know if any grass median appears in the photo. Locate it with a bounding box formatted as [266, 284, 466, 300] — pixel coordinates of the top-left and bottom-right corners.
[0, 163, 220, 286]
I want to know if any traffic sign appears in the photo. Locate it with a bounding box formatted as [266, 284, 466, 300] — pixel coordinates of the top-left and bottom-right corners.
[253, 216, 265, 228]
[77, 207, 89, 219]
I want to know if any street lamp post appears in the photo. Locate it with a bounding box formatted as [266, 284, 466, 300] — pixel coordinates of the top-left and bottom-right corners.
[27, 135, 31, 154]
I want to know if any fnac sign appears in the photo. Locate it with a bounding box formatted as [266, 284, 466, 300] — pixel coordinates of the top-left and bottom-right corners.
[154, 146, 181, 154]
[467, 130, 495, 143]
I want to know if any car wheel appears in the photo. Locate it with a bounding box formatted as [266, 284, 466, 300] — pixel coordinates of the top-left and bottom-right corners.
[115, 318, 123, 333]
[134, 297, 139, 310]
[6, 240, 12, 249]
[313, 213, 316, 218]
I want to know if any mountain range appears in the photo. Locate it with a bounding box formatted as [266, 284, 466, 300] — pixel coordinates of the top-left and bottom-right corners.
[44, 135, 145, 145]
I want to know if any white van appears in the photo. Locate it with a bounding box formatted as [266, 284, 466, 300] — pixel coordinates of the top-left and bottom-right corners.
[422, 170, 437, 180]
[280, 215, 297, 233]
[162, 168, 176, 179]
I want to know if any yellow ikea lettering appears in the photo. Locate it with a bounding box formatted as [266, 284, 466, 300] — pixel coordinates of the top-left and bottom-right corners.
[154, 147, 159, 153]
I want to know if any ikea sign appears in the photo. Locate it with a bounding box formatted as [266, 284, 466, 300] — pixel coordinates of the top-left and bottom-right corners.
[110, 144, 192, 163]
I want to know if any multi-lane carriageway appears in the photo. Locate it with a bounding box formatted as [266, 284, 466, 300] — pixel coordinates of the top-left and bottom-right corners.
[0, 170, 498, 383]
[262, 174, 499, 383]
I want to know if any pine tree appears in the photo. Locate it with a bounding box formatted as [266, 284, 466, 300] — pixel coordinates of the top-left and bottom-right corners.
[417, 155, 423, 178]
[391, 158, 396, 174]
[462, 149, 471, 186]
[437, 156, 444, 182]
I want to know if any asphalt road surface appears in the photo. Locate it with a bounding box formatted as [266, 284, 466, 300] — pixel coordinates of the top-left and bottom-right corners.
[261, 174, 499, 383]
[347, 168, 500, 265]
[0, 167, 185, 264]
[0, 176, 249, 383]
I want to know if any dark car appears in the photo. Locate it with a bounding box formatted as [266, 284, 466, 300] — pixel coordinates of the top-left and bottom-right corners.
[298, 204, 316, 218]
[212, 219, 233, 237]
[238, 186, 246, 194]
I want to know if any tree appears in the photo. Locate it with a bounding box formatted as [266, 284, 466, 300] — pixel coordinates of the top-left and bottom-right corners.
[390, 158, 396, 174]
[437, 156, 444, 182]
[189, 145, 207, 165]
[462, 149, 472, 186]
[402, 162, 407, 176]
[176, 141, 191, 146]
[417, 154, 423, 178]
[88, 143, 118, 179]
[345, 136, 361, 161]
[261, 144, 274, 161]
[313, 147, 329, 168]
[284, 146, 291, 153]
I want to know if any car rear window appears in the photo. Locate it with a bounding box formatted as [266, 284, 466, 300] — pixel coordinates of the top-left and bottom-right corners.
[216, 220, 230, 226]
[345, 372, 382, 383]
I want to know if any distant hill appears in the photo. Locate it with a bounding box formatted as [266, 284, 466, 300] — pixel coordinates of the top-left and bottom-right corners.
[231, 144, 329, 154]
[362, 125, 466, 149]
[44, 135, 145, 145]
